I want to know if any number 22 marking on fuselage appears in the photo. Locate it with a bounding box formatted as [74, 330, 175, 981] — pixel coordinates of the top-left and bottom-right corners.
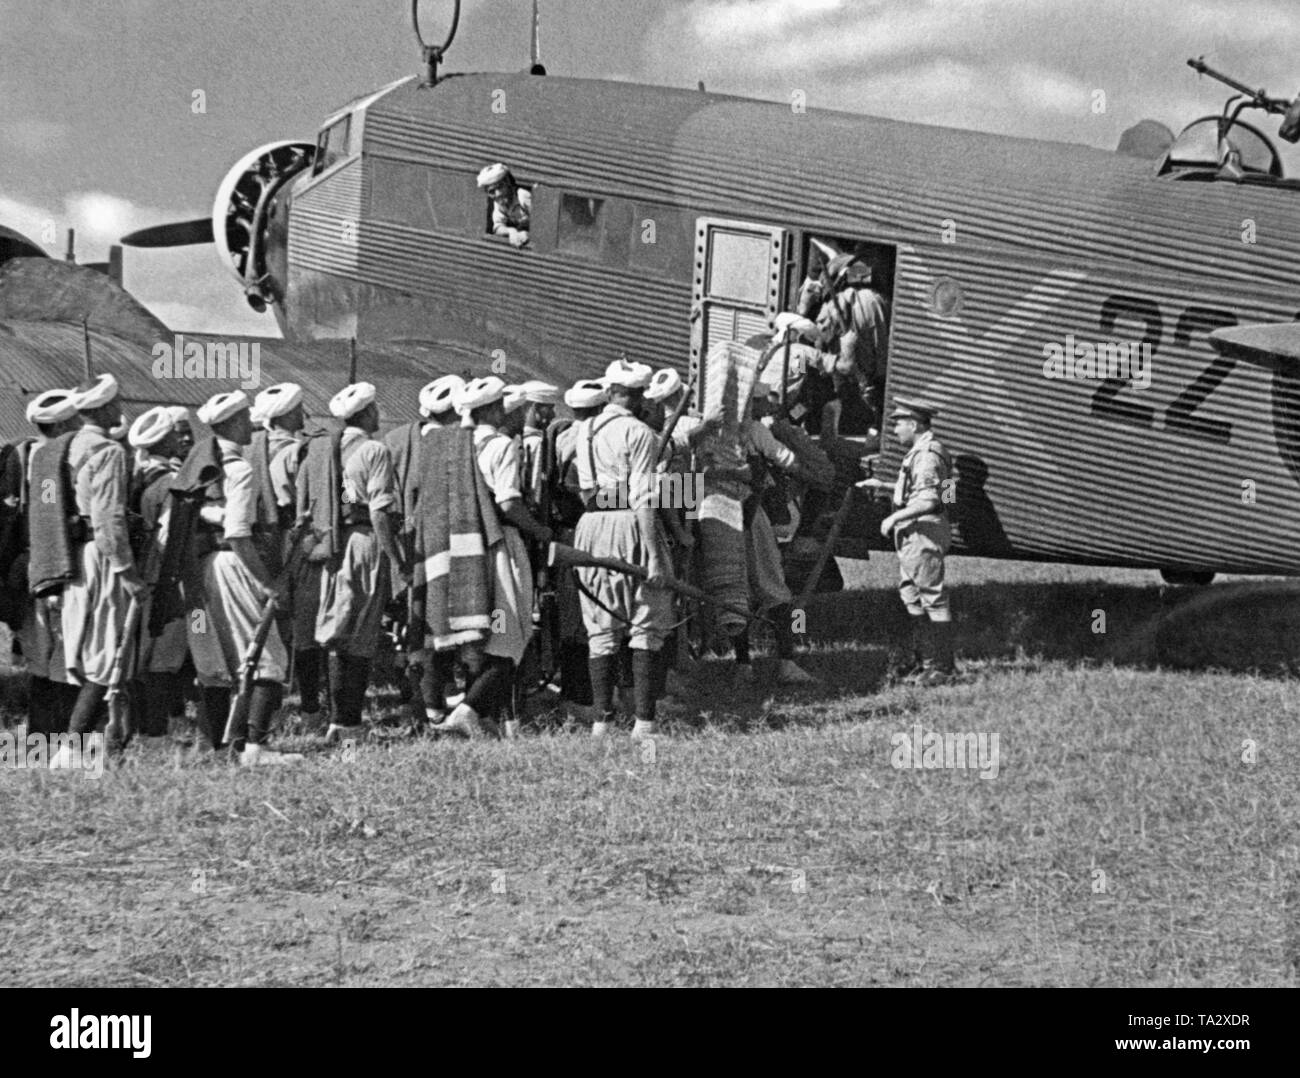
[1089, 294, 1238, 444]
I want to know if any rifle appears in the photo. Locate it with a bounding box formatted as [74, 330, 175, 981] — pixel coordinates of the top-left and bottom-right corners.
[793, 484, 855, 613]
[221, 522, 309, 746]
[105, 592, 144, 746]
[547, 541, 764, 627]
[653, 379, 695, 466]
[530, 420, 563, 687]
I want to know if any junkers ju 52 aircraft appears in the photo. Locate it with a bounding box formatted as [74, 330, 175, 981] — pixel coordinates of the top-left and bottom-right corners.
[1, 1, 1298, 583]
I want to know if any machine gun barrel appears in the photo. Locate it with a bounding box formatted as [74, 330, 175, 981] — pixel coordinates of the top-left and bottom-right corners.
[1187, 57, 1276, 109]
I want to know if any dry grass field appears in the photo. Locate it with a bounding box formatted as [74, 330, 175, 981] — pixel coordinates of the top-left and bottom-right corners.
[1, 555, 1298, 987]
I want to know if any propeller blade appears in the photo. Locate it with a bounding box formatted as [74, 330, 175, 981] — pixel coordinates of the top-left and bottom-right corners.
[120, 218, 214, 248]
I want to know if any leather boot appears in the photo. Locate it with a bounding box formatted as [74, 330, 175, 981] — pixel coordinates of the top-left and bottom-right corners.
[898, 616, 926, 680]
[925, 620, 956, 684]
[199, 686, 231, 749]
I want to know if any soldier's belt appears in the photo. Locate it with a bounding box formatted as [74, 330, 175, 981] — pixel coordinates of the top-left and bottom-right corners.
[341, 505, 372, 527]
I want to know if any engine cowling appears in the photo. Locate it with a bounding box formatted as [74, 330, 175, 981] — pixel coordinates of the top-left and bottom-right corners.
[212, 140, 315, 310]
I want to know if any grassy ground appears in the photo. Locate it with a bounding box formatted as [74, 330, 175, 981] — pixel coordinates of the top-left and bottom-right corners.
[1, 555, 1298, 987]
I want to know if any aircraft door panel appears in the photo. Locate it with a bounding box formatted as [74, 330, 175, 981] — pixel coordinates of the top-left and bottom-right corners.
[691, 217, 787, 401]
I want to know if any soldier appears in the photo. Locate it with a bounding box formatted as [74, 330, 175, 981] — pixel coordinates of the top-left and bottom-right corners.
[477, 162, 532, 248]
[126, 406, 189, 739]
[49, 375, 146, 764]
[315, 382, 407, 743]
[9, 389, 81, 736]
[432, 376, 552, 738]
[516, 381, 560, 511]
[734, 381, 817, 685]
[166, 407, 194, 462]
[556, 379, 607, 472]
[814, 254, 889, 434]
[869, 398, 955, 684]
[248, 383, 322, 727]
[186, 390, 302, 765]
[573, 360, 673, 740]
[403, 373, 465, 727]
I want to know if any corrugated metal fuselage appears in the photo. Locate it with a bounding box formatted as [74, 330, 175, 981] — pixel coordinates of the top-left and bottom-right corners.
[278, 73, 1300, 575]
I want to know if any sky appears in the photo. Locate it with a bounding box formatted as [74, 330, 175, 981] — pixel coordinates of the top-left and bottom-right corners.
[3, 0, 1300, 336]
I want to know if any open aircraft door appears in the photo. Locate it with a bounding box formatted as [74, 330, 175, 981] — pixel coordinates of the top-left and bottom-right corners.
[690, 218, 790, 401]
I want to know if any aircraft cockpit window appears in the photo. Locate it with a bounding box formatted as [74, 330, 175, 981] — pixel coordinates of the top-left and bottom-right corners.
[557, 194, 605, 258]
[313, 113, 354, 176]
[1159, 116, 1283, 179]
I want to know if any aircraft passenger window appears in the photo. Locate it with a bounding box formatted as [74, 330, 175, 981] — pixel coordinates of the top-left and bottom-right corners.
[558, 194, 605, 258]
[314, 114, 353, 175]
[371, 161, 471, 233]
[628, 203, 694, 279]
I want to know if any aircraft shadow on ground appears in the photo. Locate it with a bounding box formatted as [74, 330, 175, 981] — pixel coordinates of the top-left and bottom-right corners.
[792, 579, 1300, 679]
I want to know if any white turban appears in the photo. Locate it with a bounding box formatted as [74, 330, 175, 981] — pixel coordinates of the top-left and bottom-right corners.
[419, 374, 466, 418]
[252, 382, 303, 428]
[329, 382, 377, 420]
[773, 312, 818, 338]
[128, 406, 174, 449]
[476, 162, 510, 188]
[197, 390, 250, 426]
[644, 368, 683, 403]
[25, 389, 79, 425]
[456, 376, 506, 416]
[517, 380, 560, 405]
[73, 373, 120, 411]
[604, 359, 653, 389]
[564, 379, 608, 410]
[503, 385, 529, 414]
[164, 406, 189, 425]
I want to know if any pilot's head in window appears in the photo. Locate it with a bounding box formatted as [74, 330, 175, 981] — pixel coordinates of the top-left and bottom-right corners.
[477, 162, 531, 247]
[478, 163, 518, 206]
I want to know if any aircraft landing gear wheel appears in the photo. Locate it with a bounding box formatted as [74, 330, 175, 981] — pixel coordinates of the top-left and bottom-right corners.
[1160, 569, 1215, 586]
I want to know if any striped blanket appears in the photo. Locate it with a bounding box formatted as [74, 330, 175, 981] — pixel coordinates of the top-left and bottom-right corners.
[296, 422, 344, 568]
[695, 340, 762, 635]
[411, 426, 502, 652]
[26, 432, 79, 597]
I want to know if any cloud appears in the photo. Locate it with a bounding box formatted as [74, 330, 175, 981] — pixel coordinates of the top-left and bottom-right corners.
[0, 119, 70, 157]
[0, 187, 201, 261]
[0, 185, 278, 337]
[645, 0, 1300, 156]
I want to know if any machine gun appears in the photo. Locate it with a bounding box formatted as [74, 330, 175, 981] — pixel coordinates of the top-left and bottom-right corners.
[1187, 57, 1300, 143]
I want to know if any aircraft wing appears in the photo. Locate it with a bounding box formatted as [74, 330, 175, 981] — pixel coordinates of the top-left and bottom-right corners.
[1209, 322, 1300, 367]
[0, 255, 505, 444]
[0, 318, 490, 444]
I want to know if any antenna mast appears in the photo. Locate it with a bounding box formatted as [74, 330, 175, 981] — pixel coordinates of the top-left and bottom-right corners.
[530, 0, 545, 75]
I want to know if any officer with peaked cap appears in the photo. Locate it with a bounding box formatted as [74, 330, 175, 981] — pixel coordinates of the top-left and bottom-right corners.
[126, 406, 189, 739]
[53, 374, 146, 763]
[573, 359, 674, 741]
[872, 397, 955, 683]
[315, 381, 406, 743]
[8, 389, 81, 737]
[185, 390, 303, 765]
[477, 162, 531, 247]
